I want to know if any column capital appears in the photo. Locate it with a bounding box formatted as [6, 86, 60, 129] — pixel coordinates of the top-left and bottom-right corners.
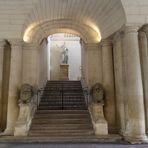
[0, 39, 5, 48]
[23, 42, 40, 50]
[113, 31, 124, 42]
[113, 32, 121, 41]
[139, 31, 146, 39]
[84, 43, 99, 47]
[100, 39, 112, 47]
[122, 25, 139, 34]
[142, 24, 148, 34]
[8, 39, 23, 47]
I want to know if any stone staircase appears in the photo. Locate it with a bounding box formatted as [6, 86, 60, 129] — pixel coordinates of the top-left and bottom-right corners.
[38, 81, 87, 110]
[29, 81, 94, 137]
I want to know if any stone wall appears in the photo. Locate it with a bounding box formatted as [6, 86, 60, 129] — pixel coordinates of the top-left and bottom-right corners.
[22, 44, 39, 86]
[38, 39, 48, 87]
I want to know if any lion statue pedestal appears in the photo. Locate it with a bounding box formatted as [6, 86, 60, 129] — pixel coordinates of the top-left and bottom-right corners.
[14, 84, 36, 136]
[90, 103, 108, 135]
[89, 83, 108, 136]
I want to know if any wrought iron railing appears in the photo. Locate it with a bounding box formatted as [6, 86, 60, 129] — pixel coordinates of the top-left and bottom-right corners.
[37, 86, 85, 109]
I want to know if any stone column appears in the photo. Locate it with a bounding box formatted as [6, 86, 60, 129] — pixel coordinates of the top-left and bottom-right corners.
[139, 31, 148, 135]
[4, 40, 23, 135]
[101, 40, 116, 133]
[0, 40, 5, 131]
[113, 32, 126, 135]
[84, 43, 102, 88]
[122, 26, 147, 143]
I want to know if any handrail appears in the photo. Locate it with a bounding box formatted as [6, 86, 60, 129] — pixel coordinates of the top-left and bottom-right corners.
[37, 88, 44, 108]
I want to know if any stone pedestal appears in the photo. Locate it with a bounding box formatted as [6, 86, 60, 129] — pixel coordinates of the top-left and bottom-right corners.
[14, 103, 36, 136]
[60, 64, 69, 80]
[89, 103, 108, 135]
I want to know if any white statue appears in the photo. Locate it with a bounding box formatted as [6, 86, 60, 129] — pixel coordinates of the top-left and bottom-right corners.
[62, 47, 68, 64]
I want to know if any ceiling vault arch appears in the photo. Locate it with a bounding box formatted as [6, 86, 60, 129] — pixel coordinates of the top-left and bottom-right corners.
[23, 19, 101, 44]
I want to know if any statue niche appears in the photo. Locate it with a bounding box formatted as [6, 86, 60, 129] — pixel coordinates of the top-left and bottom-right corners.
[14, 84, 36, 136]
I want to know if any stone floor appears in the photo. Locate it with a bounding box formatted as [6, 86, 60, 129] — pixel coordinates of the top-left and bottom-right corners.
[0, 134, 123, 143]
[0, 134, 148, 148]
[0, 143, 148, 148]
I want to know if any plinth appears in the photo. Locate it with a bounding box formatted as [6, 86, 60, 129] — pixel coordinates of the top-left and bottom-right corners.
[89, 103, 108, 135]
[60, 64, 69, 80]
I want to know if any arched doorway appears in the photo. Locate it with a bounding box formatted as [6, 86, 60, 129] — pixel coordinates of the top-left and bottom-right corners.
[48, 33, 82, 81]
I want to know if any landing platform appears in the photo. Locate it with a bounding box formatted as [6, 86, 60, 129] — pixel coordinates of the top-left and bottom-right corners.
[0, 134, 124, 144]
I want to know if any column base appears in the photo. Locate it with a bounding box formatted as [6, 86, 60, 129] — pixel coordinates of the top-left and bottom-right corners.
[124, 135, 148, 144]
[0, 127, 14, 136]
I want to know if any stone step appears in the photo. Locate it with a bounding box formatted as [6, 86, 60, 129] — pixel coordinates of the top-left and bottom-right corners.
[39, 101, 85, 104]
[37, 107, 87, 110]
[41, 97, 85, 99]
[42, 93, 84, 96]
[41, 96, 84, 99]
[38, 102, 86, 105]
[32, 118, 91, 124]
[33, 115, 90, 120]
[47, 81, 81, 83]
[29, 81, 93, 138]
[40, 100, 85, 102]
[38, 104, 86, 107]
[30, 124, 93, 130]
[45, 85, 82, 87]
[34, 113, 90, 117]
[35, 110, 89, 114]
[38, 108, 87, 111]
[40, 99, 85, 102]
[43, 90, 83, 92]
[38, 105, 87, 108]
[38, 107, 87, 110]
[39, 102, 86, 106]
[29, 130, 94, 137]
[46, 81, 81, 83]
[44, 85, 82, 88]
[44, 87, 82, 89]
[41, 95, 84, 97]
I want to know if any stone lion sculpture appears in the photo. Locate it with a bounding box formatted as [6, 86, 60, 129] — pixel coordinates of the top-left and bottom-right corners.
[91, 83, 105, 104]
[89, 83, 108, 135]
[14, 84, 36, 136]
[19, 84, 34, 104]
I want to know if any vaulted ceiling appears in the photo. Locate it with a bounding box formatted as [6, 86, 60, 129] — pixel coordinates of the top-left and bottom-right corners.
[0, 0, 147, 43]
